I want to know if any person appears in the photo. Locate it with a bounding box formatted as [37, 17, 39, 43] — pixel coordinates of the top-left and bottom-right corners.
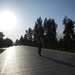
[38, 41, 42, 56]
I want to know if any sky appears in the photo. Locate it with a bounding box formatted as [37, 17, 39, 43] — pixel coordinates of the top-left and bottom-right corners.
[0, 0, 75, 42]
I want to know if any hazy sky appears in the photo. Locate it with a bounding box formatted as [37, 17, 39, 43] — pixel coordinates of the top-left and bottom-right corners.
[0, 0, 75, 42]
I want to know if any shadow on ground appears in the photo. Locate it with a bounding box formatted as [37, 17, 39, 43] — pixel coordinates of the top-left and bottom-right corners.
[41, 55, 75, 68]
[0, 49, 6, 54]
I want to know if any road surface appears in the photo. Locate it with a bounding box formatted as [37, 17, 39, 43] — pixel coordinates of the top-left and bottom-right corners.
[0, 46, 75, 75]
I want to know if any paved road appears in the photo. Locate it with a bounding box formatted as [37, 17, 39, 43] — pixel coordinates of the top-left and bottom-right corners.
[0, 46, 75, 75]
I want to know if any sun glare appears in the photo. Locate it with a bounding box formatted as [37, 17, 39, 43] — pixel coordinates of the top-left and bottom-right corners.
[0, 10, 17, 31]
[2, 47, 15, 73]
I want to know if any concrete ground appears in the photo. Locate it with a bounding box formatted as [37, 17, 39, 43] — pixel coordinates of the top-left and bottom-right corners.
[0, 46, 75, 75]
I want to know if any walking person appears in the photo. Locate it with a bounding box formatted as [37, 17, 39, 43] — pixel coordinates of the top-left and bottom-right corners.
[38, 41, 42, 56]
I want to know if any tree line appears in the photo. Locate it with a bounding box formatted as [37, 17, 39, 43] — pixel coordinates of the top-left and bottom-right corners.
[0, 32, 13, 48]
[15, 16, 75, 53]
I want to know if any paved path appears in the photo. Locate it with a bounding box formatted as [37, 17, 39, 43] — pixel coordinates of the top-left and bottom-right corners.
[0, 46, 75, 75]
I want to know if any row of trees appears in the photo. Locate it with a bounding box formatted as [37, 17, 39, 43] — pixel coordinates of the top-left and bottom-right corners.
[15, 17, 57, 47]
[15, 16, 75, 52]
[59, 16, 75, 52]
[0, 32, 13, 48]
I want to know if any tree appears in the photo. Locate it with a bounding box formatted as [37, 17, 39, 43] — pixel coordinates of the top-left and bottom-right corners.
[43, 18, 48, 47]
[34, 17, 44, 43]
[43, 18, 57, 48]
[63, 16, 75, 40]
[25, 28, 33, 41]
[3, 38, 13, 47]
[63, 16, 75, 50]
[19, 36, 24, 45]
[0, 32, 4, 39]
[15, 39, 20, 45]
[0, 32, 4, 48]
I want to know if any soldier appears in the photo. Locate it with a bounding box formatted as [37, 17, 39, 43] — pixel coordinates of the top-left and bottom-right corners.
[38, 41, 42, 56]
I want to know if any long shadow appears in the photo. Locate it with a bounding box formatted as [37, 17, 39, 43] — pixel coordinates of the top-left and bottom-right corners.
[0, 49, 6, 54]
[42, 55, 75, 68]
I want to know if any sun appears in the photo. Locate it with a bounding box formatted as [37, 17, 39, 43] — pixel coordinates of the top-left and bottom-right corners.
[0, 10, 17, 31]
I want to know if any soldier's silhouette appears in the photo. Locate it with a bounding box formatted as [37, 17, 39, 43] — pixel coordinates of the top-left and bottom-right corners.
[38, 41, 42, 56]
